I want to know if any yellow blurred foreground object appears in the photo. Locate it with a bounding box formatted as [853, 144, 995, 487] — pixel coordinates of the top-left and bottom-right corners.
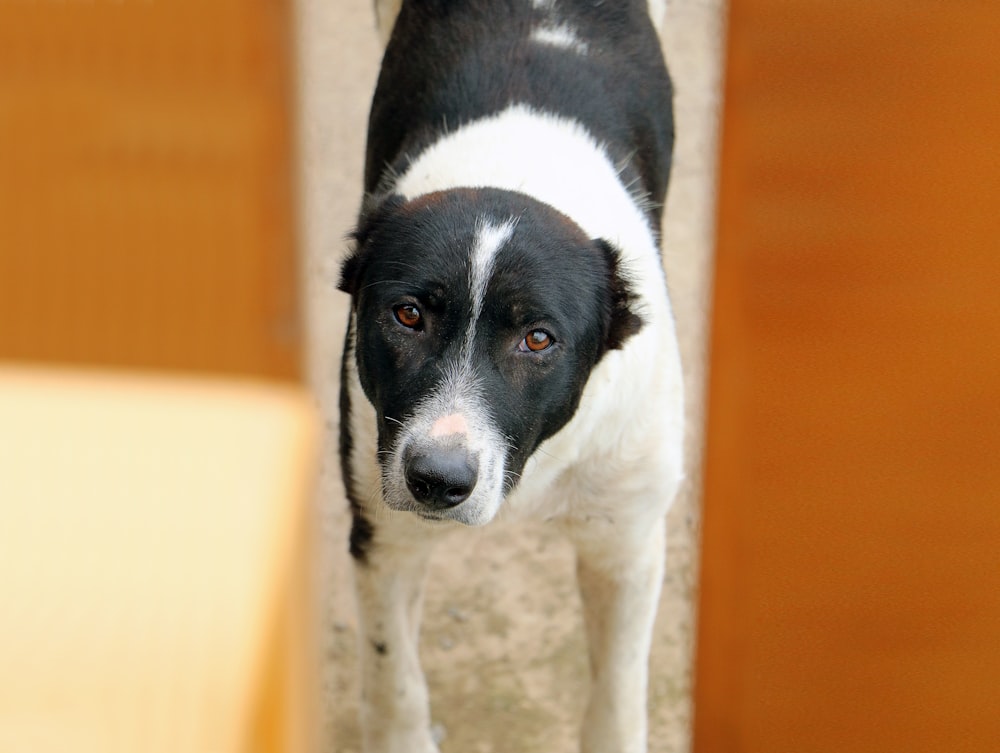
[0, 365, 319, 753]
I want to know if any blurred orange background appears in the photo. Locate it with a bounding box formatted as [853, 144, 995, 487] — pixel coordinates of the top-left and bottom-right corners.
[694, 2, 1000, 752]
[0, 3, 317, 752]
[0, 0, 299, 378]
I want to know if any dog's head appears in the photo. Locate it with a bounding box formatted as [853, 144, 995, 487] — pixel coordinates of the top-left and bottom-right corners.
[339, 188, 642, 525]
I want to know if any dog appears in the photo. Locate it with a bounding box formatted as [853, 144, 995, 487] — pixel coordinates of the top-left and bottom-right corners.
[336, 1, 684, 750]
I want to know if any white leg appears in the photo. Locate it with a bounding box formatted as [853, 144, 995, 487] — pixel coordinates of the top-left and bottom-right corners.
[573, 516, 667, 753]
[353, 522, 440, 753]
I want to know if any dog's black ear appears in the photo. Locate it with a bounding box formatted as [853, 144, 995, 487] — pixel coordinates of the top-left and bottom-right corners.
[338, 253, 362, 297]
[338, 194, 405, 296]
[594, 238, 645, 351]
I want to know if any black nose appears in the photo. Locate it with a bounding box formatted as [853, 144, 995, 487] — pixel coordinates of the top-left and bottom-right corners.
[404, 445, 478, 510]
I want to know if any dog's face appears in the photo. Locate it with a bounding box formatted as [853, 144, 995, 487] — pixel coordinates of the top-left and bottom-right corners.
[340, 188, 641, 525]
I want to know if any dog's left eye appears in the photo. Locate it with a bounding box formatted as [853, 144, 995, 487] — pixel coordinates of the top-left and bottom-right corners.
[393, 303, 423, 330]
[518, 330, 554, 353]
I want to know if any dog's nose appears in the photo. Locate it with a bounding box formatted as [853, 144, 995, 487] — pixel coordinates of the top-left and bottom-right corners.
[404, 445, 478, 510]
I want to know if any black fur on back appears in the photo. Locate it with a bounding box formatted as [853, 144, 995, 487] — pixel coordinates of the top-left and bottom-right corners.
[364, 0, 674, 235]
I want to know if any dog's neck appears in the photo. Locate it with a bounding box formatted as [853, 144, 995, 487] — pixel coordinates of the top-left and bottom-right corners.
[392, 103, 669, 314]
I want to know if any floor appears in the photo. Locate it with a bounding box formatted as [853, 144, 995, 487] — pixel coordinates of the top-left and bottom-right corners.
[295, 1, 725, 750]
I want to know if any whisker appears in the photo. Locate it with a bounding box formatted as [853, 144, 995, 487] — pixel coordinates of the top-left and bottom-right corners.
[379, 260, 425, 274]
[356, 279, 413, 293]
[531, 445, 568, 464]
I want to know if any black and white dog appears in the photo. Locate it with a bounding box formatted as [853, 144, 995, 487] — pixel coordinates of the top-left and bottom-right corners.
[337, 1, 684, 750]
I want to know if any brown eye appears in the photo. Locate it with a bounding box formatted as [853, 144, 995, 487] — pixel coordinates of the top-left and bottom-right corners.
[519, 330, 554, 353]
[393, 303, 422, 329]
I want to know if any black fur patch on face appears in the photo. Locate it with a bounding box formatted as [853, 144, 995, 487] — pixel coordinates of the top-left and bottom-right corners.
[340, 187, 644, 488]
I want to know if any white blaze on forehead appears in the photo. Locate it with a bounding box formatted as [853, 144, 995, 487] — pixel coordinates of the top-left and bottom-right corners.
[437, 217, 516, 418]
[468, 218, 516, 327]
[461, 217, 517, 375]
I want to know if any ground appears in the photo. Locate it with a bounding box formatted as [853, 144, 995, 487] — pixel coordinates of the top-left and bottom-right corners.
[296, 1, 724, 750]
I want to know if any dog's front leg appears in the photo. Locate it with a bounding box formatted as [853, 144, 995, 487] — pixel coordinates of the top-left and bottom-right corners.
[573, 516, 667, 753]
[353, 528, 439, 753]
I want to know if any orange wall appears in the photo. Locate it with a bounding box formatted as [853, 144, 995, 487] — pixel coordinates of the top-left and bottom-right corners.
[694, 2, 1000, 752]
[0, 0, 299, 379]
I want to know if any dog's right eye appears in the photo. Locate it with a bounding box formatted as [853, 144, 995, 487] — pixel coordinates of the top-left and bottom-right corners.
[393, 303, 423, 330]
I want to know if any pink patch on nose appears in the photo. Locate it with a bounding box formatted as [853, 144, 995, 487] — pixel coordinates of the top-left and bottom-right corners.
[430, 413, 468, 438]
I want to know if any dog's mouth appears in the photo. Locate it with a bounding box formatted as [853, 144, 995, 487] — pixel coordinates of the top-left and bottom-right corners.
[414, 510, 450, 523]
